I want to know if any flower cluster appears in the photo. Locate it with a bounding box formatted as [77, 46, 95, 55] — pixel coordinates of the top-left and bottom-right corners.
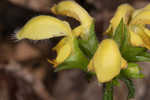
[16, 1, 150, 100]
[105, 3, 150, 49]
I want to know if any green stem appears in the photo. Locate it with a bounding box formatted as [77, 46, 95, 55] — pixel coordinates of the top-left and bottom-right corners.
[103, 82, 113, 100]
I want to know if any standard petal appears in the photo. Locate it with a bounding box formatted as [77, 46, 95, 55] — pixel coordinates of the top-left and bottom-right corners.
[16, 15, 72, 40]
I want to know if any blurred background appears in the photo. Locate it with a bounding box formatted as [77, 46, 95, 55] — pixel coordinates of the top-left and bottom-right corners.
[0, 0, 150, 100]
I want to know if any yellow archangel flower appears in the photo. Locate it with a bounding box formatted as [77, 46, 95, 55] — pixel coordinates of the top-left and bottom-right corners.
[49, 1, 94, 67]
[88, 39, 127, 83]
[16, 1, 93, 68]
[15, 15, 74, 67]
[51, 1, 93, 39]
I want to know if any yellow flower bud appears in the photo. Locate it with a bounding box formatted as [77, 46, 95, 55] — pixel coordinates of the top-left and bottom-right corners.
[88, 39, 127, 83]
[51, 1, 93, 38]
[16, 15, 72, 40]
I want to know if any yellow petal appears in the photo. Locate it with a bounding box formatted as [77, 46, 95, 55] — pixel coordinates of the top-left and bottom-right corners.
[132, 4, 150, 19]
[49, 37, 72, 67]
[143, 3, 150, 10]
[50, 34, 75, 67]
[129, 25, 150, 49]
[111, 4, 134, 27]
[130, 10, 150, 25]
[93, 39, 121, 83]
[51, 1, 93, 36]
[16, 15, 72, 40]
[55, 41, 72, 65]
[104, 4, 134, 35]
[143, 27, 150, 37]
[130, 6, 150, 34]
[72, 26, 84, 37]
[132, 9, 143, 19]
[129, 6, 150, 49]
[129, 26, 145, 47]
[52, 37, 68, 52]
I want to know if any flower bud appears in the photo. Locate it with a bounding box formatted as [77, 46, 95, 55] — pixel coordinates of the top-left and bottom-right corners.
[88, 39, 126, 83]
[122, 63, 144, 78]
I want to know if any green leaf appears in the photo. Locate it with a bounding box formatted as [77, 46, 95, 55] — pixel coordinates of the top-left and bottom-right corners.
[55, 61, 86, 72]
[55, 37, 89, 72]
[78, 22, 99, 58]
[103, 81, 113, 100]
[121, 63, 144, 79]
[126, 50, 150, 62]
[139, 52, 150, 57]
[127, 55, 150, 62]
[113, 19, 124, 48]
[120, 77, 135, 99]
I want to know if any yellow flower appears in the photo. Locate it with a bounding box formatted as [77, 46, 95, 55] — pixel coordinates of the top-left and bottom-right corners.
[49, 34, 89, 70]
[16, 15, 72, 40]
[88, 39, 127, 83]
[15, 15, 75, 67]
[104, 3, 150, 50]
[51, 1, 99, 58]
[51, 1, 93, 38]
[105, 4, 134, 35]
[129, 4, 150, 49]
[15, 15, 76, 67]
